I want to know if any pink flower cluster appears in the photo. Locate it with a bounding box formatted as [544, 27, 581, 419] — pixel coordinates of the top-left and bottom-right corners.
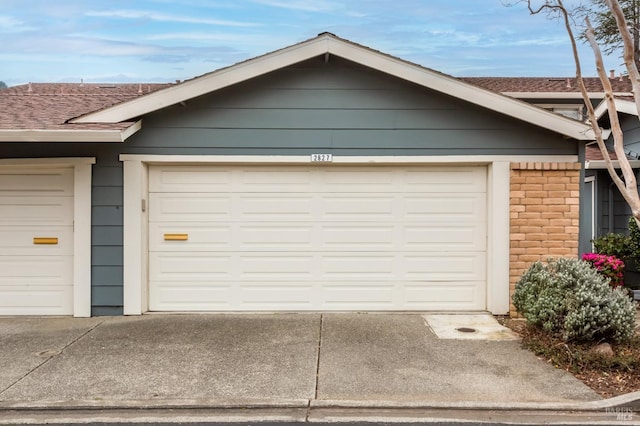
[581, 253, 625, 288]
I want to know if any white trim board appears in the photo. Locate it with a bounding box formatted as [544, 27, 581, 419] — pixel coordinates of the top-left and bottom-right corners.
[74, 34, 594, 141]
[0, 122, 141, 143]
[120, 154, 577, 315]
[0, 158, 95, 317]
[585, 160, 640, 169]
[119, 154, 579, 164]
[594, 98, 638, 120]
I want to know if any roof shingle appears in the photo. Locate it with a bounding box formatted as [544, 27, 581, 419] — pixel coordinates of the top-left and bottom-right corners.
[0, 83, 172, 131]
[460, 76, 632, 94]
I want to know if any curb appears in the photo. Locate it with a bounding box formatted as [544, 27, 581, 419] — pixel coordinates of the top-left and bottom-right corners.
[0, 392, 638, 412]
[0, 398, 309, 411]
[311, 392, 640, 411]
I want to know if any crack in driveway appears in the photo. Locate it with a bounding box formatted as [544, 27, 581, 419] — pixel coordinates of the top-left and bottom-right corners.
[0, 319, 105, 397]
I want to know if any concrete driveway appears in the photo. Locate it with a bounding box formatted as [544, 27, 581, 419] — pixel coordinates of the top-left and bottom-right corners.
[0, 313, 600, 408]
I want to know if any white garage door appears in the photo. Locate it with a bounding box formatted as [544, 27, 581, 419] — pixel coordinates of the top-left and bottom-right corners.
[0, 168, 74, 315]
[148, 165, 487, 311]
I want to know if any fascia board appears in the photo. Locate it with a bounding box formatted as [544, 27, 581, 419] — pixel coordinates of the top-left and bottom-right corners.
[586, 159, 640, 169]
[503, 92, 631, 99]
[594, 98, 637, 120]
[0, 121, 141, 142]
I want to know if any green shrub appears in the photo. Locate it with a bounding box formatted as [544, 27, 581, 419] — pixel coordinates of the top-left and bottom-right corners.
[513, 257, 636, 343]
[592, 233, 632, 260]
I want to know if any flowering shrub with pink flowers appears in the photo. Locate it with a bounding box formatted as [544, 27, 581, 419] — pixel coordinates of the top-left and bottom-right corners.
[581, 253, 625, 288]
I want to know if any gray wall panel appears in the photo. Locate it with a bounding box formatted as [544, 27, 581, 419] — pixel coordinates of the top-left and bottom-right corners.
[91, 246, 123, 266]
[92, 206, 123, 226]
[92, 306, 123, 316]
[92, 226, 124, 246]
[91, 286, 123, 307]
[92, 166, 123, 186]
[93, 187, 123, 206]
[91, 266, 124, 286]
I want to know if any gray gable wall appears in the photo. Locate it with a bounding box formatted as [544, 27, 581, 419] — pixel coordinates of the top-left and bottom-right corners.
[0, 56, 579, 315]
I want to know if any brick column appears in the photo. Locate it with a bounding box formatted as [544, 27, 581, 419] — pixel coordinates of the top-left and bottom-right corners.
[509, 162, 581, 315]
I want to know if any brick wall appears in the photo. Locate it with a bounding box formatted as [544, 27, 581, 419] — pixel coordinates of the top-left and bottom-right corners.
[509, 162, 581, 315]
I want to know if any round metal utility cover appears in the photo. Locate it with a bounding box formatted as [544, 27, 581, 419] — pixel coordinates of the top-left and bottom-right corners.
[455, 327, 478, 333]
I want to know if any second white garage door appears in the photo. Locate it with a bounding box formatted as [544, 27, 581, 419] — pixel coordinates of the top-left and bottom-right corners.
[148, 165, 487, 311]
[0, 168, 74, 315]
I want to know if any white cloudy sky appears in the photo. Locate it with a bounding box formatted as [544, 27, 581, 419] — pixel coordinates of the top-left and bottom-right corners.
[0, 0, 624, 86]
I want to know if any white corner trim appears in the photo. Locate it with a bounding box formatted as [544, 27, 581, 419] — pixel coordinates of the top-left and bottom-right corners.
[122, 159, 145, 315]
[73, 34, 593, 141]
[119, 154, 547, 315]
[0, 121, 141, 142]
[486, 162, 511, 315]
[73, 163, 93, 317]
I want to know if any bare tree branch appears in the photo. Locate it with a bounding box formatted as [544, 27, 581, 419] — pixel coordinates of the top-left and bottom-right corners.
[585, 16, 640, 217]
[605, 0, 640, 117]
[525, 0, 640, 222]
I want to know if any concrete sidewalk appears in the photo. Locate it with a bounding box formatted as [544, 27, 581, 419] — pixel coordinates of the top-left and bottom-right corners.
[0, 313, 638, 424]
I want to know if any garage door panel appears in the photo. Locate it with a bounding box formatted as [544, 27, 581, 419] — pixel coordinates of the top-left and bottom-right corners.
[149, 223, 233, 251]
[149, 194, 232, 222]
[150, 283, 234, 310]
[237, 195, 314, 219]
[403, 225, 486, 251]
[0, 169, 73, 196]
[0, 196, 73, 225]
[405, 254, 486, 281]
[0, 227, 73, 255]
[0, 256, 73, 284]
[405, 194, 486, 219]
[404, 167, 486, 192]
[321, 195, 395, 219]
[0, 286, 73, 315]
[149, 168, 233, 192]
[404, 282, 484, 310]
[150, 253, 233, 280]
[322, 225, 396, 248]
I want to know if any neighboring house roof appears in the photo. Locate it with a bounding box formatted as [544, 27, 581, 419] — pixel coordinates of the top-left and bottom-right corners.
[462, 76, 633, 98]
[0, 83, 171, 142]
[585, 145, 622, 161]
[71, 33, 594, 141]
[1, 33, 595, 142]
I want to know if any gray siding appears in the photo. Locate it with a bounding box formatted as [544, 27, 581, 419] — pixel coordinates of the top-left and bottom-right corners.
[124, 57, 578, 156]
[616, 114, 640, 156]
[0, 56, 580, 314]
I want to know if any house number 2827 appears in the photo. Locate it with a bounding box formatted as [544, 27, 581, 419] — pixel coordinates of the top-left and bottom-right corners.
[310, 153, 333, 162]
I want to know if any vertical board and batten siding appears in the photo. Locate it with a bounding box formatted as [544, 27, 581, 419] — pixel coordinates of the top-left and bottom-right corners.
[0, 56, 579, 314]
